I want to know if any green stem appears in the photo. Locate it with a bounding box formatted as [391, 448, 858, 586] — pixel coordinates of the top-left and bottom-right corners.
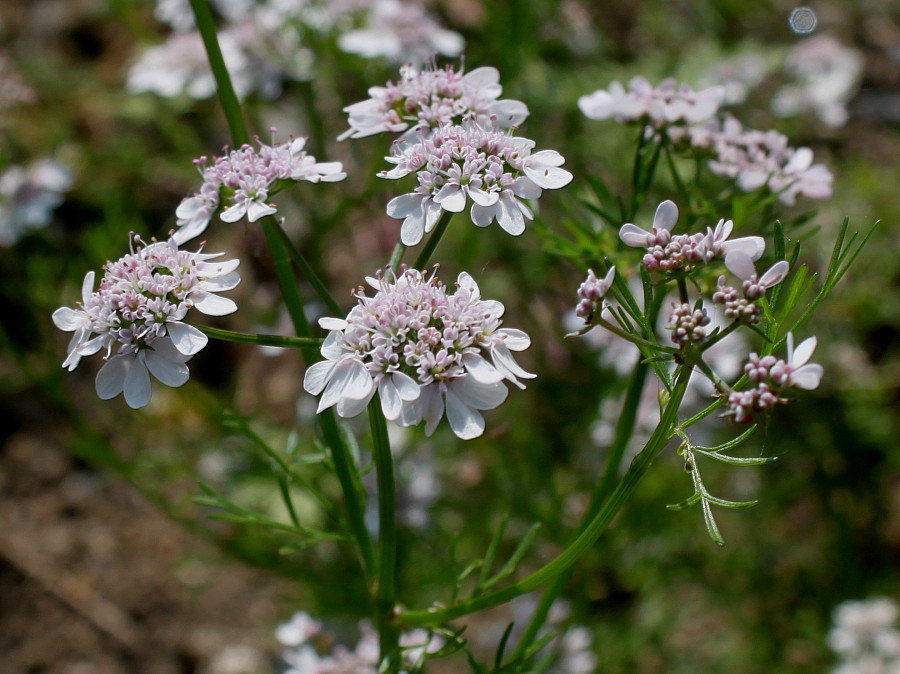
[413, 210, 454, 269]
[189, 0, 375, 581]
[388, 240, 406, 272]
[190, 323, 323, 349]
[398, 367, 691, 627]
[369, 398, 401, 670]
[591, 317, 678, 355]
[188, 0, 249, 146]
[511, 362, 650, 661]
[273, 222, 344, 318]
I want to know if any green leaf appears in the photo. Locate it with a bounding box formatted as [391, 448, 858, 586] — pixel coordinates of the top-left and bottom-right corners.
[666, 492, 701, 511]
[703, 495, 760, 509]
[484, 523, 542, 589]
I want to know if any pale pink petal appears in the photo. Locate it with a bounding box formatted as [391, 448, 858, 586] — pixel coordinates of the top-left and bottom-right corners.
[619, 223, 650, 247]
[145, 349, 190, 387]
[123, 357, 152, 408]
[304, 360, 336, 396]
[190, 290, 238, 316]
[724, 251, 756, 280]
[791, 336, 817, 368]
[498, 328, 531, 351]
[96, 354, 129, 400]
[445, 388, 485, 440]
[462, 353, 503, 384]
[653, 200, 679, 231]
[760, 260, 789, 288]
[790, 363, 823, 390]
[167, 322, 208, 355]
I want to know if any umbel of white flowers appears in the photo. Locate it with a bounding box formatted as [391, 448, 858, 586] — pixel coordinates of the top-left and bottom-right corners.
[52, 235, 240, 408]
[304, 268, 535, 440]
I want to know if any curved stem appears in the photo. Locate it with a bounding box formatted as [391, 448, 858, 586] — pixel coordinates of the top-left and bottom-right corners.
[191, 323, 323, 349]
[413, 210, 454, 270]
[511, 361, 650, 661]
[369, 398, 400, 670]
[397, 367, 691, 627]
[273, 221, 344, 318]
[188, 0, 249, 146]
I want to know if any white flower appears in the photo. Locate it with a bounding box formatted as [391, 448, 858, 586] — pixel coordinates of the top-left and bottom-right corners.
[174, 132, 345, 244]
[0, 158, 73, 246]
[381, 122, 572, 244]
[780, 332, 824, 390]
[303, 269, 534, 440]
[724, 252, 789, 298]
[53, 236, 241, 408]
[619, 199, 678, 248]
[339, 62, 528, 141]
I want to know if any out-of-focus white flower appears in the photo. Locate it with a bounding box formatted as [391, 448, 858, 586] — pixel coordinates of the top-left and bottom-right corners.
[0, 51, 36, 113]
[0, 158, 72, 246]
[828, 597, 900, 674]
[699, 116, 833, 205]
[772, 35, 864, 127]
[175, 132, 345, 244]
[340, 62, 528, 140]
[579, 76, 724, 141]
[698, 51, 769, 105]
[381, 121, 572, 244]
[338, 0, 464, 64]
[52, 235, 240, 408]
[304, 269, 534, 440]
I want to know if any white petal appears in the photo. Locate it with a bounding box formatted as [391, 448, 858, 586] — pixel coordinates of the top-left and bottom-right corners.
[145, 348, 190, 387]
[496, 197, 526, 236]
[445, 388, 485, 440]
[468, 187, 498, 207]
[724, 251, 756, 280]
[200, 271, 241, 292]
[462, 353, 504, 383]
[391, 371, 421, 401]
[491, 342, 536, 387]
[304, 359, 336, 396]
[190, 290, 238, 316]
[81, 271, 95, 303]
[456, 377, 508, 410]
[219, 201, 248, 223]
[318, 317, 347, 331]
[512, 176, 542, 200]
[619, 223, 650, 247]
[337, 389, 375, 418]
[488, 99, 529, 126]
[247, 200, 277, 222]
[722, 236, 765, 261]
[462, 66, 500, 89]
[124, 357, 152, 408]
[653, 200, 679, 231]
[96, 354, 129, 400]
[434, 185, 467, 212]
[386, 193, 424, 218]
[470, 203, 497, 228]
[498, 328, 531, 351]
[523, 164, 573, 190]
[378, 377, 403, 421]
[401, 212, 426, 246]
[52, 307, 83, 331]
[790, 363, 823, 390]
[421, 386, 445, 437]
[760, 260, 789, 288]
[166, 322, 208, 355]
[320, 331, 345, 360]
[528, 149, 565, 167]
[791, 336, 817, 368]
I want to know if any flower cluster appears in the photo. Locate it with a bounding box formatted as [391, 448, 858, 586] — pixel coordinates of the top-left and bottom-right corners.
[277, 611, 443, 674]
[713, 253, 789, 323]
[694, 116, 833, 206]
[0, 158, 72, 246]
[667, 303, 711, 347]
[574, 267, 615, 323]
[381, 121, 572, 244]
[52, 235, 240, 409]
[725, 333, 823, 423]
[828, 598, 900, 674]
[174, 132, 345, 244]
[619, 200, 764, 273]
[578, 76, 724, 138]
[339, 62, 528, 140]
[303, 268, 534, 440]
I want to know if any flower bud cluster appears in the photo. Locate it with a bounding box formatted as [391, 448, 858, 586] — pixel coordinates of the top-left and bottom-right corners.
[725, 333, 823, 423]
[713, 277, 762, 323]
[304, 268, 535, 440]
[667, 303, 711, 347]
[381, 121, 572, 245]
[52, 235, 241, 408]
[174, 131, 346, 244]
[340, 62, 528, 140]
[575, 267, 615, 323]
[620, 201, 764, 274]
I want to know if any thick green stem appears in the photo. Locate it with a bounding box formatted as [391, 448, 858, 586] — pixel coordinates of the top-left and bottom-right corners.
[398, 367, 691, 626]
[388, 240, 406, 272]
[369, 398, 400, 670]
[189, 0, 374, 580]
[188, 0, 249, 146]
[413, 210, 454, 269]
